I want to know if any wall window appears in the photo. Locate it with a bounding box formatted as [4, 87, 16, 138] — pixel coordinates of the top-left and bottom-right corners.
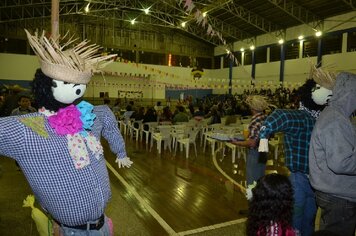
[234, 51, 242, 66]
[223, 54, 232, 68]
[213, 56, 221, 69]
[140, 51, 166, 65]
[222, 52, 242, 68]
[270, 45, 281, 62]
[120, 49, 136, 62]
[322, 34, 342, 55]
[255, 47, 267, 64]
[303, 38, 318, 57]
[171, 55, 190, 67]
[0, 38, 27, 54]
[285, 42, 299, 60]
[244, 51, 252, 65]
[347, 31, 356, 52]
[196, 57, 212, 69]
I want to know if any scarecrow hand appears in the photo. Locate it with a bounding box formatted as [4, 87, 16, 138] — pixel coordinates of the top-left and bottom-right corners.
[116, 157, 133, 168]
[258, 138, 269, 152]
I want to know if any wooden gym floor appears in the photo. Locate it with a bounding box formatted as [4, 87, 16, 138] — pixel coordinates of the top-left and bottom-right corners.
[0, 132, 288, 235]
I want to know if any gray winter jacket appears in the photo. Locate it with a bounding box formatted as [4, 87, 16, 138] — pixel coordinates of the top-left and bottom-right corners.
[309, 72, 356, 201]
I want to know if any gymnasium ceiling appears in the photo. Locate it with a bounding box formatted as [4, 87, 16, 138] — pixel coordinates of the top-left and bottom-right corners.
[0, 0, 355, 46]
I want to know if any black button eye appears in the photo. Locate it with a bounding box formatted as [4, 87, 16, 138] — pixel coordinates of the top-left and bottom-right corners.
[76, 89, 81, 95]
[52, 81, 57, 88]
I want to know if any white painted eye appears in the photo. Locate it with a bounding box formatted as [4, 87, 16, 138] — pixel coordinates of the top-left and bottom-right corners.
[52, 80, 87, 104]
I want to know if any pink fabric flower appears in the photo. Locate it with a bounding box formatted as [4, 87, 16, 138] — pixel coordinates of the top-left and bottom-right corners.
[48, 105, 83, 135]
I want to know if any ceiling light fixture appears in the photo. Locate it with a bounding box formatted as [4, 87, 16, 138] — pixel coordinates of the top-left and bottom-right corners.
[278, 39, 284, 44]
[240, 48, 245, 52]
[250, 45, 255, 50]
[315, 31, 322, 37]
[144, 8, 150, 14]
[181, 22, 186, 28]
[298, 35, 304, 40]
[84, 3, 90, 13]
[202, 12, 207, 17]
[131, 19, 135, 25]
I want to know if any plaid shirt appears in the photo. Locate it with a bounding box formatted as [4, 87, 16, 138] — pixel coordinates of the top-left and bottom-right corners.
[259, 109, 315, 174]
[248, 112, 267, 147]
[0, 105, 127, 226]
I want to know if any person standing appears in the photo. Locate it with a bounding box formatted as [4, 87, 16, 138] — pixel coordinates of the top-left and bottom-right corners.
[231, 95, 269, 186]
[309, 72, 356, 236]
[259, 77, 333, 236]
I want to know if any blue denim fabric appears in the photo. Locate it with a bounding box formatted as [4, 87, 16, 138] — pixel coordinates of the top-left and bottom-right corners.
[60, 216, 111, 236]
[246, 148, 266, 186]
[289, 172, 317, 236]
[316, 191, 356, 236]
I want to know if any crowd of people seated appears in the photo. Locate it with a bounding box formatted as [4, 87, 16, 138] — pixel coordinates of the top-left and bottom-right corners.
[111, 86, 299, 129]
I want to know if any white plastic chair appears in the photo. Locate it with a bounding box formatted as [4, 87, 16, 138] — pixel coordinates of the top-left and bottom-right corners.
[170, 124, 187, 149]
[141, 122, 158, 145]
[202, 123, 222, 155]
[129, 120, 143, 141]
[175, 128, 200, 158]
[119, 111, 134, 136]
[150, 125, 172, 154]
[224, 142, 247, 163]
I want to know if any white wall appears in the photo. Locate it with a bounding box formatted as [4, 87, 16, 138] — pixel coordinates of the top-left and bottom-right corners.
[0, 53, 204, 99]
[1, 50, 356, 98]
[0, 53, 40, 81]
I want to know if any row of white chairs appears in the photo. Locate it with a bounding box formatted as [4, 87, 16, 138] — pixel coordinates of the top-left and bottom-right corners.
[119, 119, 204, 158]
[118, 117, 283, 164]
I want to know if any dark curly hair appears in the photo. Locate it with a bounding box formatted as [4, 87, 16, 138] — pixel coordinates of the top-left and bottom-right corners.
[31, 69, 73, 112]
[247, 174, 294, 236]
[297, 79, 325, 111]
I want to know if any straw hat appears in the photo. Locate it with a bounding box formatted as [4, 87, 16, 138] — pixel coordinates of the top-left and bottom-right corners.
[25, 30, 117, 84]
[245, 95, 270, 112]
[309, 63, 337, 90]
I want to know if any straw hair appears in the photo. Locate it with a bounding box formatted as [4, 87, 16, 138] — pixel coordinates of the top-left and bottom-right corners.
[25, 29, 116, 84]
[245, 95, 270, 111]
[309, 63, 337, 90]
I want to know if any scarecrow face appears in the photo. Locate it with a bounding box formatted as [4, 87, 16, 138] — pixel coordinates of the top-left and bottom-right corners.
[51, 79, 87, 104]
[311, 84, 332, 105]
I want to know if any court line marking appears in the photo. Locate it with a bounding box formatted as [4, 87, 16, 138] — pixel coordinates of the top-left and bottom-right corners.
[106, 161, 177, 235]
[177, 218, 247, 235]
[107, 161, 246, 236]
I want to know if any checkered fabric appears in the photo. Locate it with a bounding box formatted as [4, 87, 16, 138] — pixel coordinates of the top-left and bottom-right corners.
[259, 109, 315, 174]
[0, 105, 127, 226]
[248, 112, 267, 142]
